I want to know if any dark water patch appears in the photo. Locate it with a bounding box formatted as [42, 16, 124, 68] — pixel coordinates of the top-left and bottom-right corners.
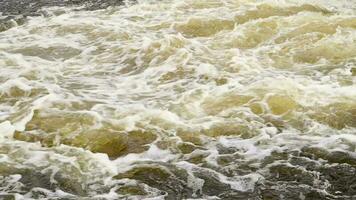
[0, 0, 126, 16]
[0, 166, 85, 197]
[0, 15, 26, 32]
[0, 0, 128, 32]
[114, 162, 193, 200]
[259, 148, 356, 199]
[301, 147, 356, 166]
[268, 164, 317, 186]
[113, 161, 259, 199]
[320, 164, 356, 196]
[258, 182, 335, 200]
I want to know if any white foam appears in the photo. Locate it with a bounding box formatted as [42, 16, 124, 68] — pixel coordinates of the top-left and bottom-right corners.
[0, 121, 15, 140]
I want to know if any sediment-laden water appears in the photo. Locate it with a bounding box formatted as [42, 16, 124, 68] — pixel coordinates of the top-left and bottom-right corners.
[0, 0, 356, 199]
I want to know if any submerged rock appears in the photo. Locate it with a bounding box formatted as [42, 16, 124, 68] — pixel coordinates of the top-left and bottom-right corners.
[119, 130, 157, 156]
[177, 142, 197, 154]
[351, 68, 356, 76]
[174, 18, 235, 37]
[267, 94, 298, 115]
[0, 195, 16, 200]
[308, 102, 356, 129]
[116, 185, 147, 196]
[13, 109, 158, 158]
[176, 129, 203, 146]
[14, 127, 157, 159]
[70, 128, 129, 158]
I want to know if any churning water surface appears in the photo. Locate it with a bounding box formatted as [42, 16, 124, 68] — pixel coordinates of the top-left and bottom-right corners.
[0, 0, 356, 199]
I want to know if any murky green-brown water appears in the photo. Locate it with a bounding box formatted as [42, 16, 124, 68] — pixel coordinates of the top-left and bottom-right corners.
[0, 0, 356, 199]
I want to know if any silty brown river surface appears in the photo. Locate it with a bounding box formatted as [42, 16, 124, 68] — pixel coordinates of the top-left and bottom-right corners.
[0, 0, 356, 199]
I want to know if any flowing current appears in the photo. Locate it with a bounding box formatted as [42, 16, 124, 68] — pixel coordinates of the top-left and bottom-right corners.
[0, 0, 356, 199]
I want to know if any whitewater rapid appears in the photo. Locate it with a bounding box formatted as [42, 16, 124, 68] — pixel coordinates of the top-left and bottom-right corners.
[0, 0, 355, 199]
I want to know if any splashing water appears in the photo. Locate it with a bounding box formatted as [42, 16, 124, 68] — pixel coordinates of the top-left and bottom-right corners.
[0, 0, 356, 199]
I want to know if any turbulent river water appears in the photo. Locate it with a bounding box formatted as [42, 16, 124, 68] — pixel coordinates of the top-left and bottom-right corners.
[0, 0, 356, 199]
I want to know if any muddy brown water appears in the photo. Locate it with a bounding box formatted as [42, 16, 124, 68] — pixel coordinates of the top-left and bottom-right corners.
[0, 0, 356, 199]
